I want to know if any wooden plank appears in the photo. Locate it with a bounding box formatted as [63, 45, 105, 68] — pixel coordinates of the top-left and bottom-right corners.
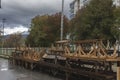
[117, 67, 120, 80]
[74, 39, 102, 44]
[106, 59, 118, 62]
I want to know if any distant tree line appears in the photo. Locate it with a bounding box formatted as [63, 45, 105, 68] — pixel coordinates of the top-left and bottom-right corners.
[25, 0, 120, 47]
[0, 32, 24, 48]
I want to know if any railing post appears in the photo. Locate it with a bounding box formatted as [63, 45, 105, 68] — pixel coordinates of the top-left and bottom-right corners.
[117, 61, 120, 80]
[117, 37, 120, 80]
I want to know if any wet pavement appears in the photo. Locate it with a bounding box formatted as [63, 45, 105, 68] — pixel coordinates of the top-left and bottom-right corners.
[0, 58, 61, 80]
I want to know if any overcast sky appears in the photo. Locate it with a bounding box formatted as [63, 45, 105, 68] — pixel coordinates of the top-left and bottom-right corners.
[0, 0, 73, 35]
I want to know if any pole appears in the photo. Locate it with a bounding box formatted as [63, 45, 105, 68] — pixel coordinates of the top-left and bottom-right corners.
[60, 0, 64, 41]
[117, 62, 120, 80]
[2, 18, 5, 54]
[0, 0, 1, 8]
[119, 0, 120, 6]
[117, 30, 120, 80]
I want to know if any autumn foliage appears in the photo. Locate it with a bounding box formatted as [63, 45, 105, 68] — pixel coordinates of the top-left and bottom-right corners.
[26, 13, 69, 47]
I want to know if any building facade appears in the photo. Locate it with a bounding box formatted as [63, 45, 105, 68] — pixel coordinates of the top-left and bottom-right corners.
[114, 0, 120, 6]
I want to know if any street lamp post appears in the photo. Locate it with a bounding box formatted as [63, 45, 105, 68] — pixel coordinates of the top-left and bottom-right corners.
[60, 0, 64, 41]
[2, 18, 6, 54]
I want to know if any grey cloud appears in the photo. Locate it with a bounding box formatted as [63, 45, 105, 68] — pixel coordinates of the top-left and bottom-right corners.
[0, 0, 72, 28]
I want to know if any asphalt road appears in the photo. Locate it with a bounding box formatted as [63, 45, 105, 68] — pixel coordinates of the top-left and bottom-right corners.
[0, 58, 61, 80]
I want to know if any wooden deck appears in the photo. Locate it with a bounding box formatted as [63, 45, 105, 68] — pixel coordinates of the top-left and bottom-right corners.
[9, 39, 120, 80]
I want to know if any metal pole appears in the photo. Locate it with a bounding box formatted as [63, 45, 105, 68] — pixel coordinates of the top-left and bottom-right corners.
[0, 0, 1, 8]
[118, 0, 120, 6]
[60, 0, 64, 41]
[2, 18, 5, 54]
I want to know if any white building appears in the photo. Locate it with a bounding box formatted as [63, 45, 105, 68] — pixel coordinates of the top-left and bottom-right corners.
[70, 0, 120, 18]
[70, 0, 89, 18]
[114, 0, 120, 6]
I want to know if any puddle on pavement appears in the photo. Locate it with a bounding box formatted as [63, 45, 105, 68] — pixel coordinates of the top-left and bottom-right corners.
[16, 75, 34, 80]
[1, 68, 8, 71]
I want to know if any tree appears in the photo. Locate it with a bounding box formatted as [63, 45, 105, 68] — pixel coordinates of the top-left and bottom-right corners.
[26, 13, 69, 47]
[26, 15, 48, 47]
[112, 6, 120, 40]
[70, 0, 116, 41]
[4, 33, 23, 47]
[47, 13, 69, 42]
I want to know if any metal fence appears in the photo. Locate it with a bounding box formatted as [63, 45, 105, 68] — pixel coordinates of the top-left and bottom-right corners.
[0, 48, 15, 56]
[0, 47, 47, 56]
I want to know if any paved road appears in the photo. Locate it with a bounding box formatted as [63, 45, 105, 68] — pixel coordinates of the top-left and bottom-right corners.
[0, 58, 61, 80]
